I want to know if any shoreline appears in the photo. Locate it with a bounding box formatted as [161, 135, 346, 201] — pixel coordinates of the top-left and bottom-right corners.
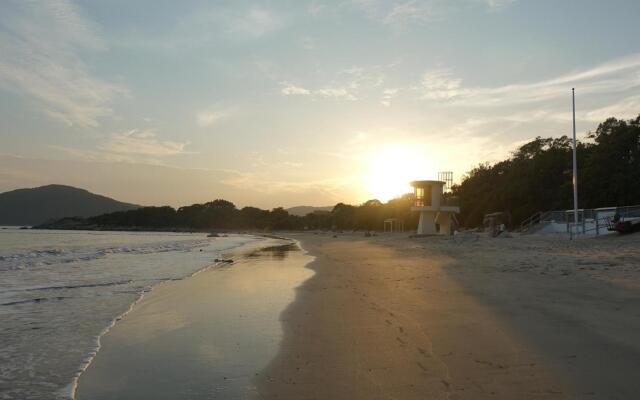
[66, 231, 640, 399]
[73, 235, 313, 399]
[67, 234, 269, 400]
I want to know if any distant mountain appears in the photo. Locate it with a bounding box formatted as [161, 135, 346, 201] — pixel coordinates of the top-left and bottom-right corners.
[286, 205, 333, 217]
[0, 184, 139, 226]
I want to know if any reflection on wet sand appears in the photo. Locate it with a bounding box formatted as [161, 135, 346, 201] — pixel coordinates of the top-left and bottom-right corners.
[248, 243, 299, 260]
[75, 238, 314, 400]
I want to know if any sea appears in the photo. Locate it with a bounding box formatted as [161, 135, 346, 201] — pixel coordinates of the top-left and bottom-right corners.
[0, 227, 258, 400]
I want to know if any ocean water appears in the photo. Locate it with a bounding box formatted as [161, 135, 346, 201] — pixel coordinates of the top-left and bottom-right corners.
[0, 227, 258, 400]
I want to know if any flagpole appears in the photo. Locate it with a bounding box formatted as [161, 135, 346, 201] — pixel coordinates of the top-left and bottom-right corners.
[572, 88, 579, 235]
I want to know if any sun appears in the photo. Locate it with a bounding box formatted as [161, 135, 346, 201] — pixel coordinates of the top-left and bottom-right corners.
[364, 145, 434, 202]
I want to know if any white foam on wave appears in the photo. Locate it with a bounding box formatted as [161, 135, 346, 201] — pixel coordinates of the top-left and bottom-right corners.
[0, 232, 262, 400]
[0, 240, 209, 271]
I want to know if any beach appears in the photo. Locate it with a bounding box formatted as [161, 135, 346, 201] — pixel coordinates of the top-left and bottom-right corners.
[75, 237, 314, 399]
[72, 231, 640, 399]
[259, 232, 640, 399]
[0, 229, 259, 400]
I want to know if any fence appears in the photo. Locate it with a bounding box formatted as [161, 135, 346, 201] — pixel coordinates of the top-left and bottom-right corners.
[521, 204, 640, 238]
[566, 205, 640, 238]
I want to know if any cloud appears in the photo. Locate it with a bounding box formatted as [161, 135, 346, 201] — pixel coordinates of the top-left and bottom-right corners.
[220, 169, 349, 202]
[380, 88, 399, 106]
[280, 82, 311, 96]
[420, 53, 640, 106]
[420, 69, 463, 100]
[315, 88, 356, 100]
[279, 65, 388, 101]
[196, 108, 228, 127]
[352, 0, 516, 26]
[482, 0, 516, 11]
[0, 0, 126, 128]
[225, 7, 283, 38]
[340, 66, 385, 89]
[352, 0, 436, 25]
[583, 95, 640, 122]
[279, 82, 356, 100]
[103, 130, 189, 156]
[382, 1, 435, 25]
[51, 129, 191, 166]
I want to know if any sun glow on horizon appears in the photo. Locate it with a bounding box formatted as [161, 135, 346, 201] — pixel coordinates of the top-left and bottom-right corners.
[364, 145, 435, 202]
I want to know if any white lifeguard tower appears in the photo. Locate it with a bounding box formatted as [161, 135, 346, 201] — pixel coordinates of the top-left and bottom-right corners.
[410, 180, 460, 235]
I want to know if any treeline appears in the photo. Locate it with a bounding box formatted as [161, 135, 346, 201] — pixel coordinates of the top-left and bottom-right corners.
[453, 115, 640, 227]
[39, 114, 639, 232]
[41, 196, 418, 232]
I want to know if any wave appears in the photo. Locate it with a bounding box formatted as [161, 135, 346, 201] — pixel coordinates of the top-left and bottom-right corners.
[0, 240, 209, 271]
[1, 296, 73, 306]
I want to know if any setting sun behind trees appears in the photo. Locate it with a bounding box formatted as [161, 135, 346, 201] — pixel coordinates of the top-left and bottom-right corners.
[364, 145, 434, 202]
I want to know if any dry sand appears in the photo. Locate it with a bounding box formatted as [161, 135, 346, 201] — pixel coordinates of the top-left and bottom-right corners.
[257, 232, 640, 399]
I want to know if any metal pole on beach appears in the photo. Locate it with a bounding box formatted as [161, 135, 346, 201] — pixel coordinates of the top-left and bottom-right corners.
[572, 88, 579, 236]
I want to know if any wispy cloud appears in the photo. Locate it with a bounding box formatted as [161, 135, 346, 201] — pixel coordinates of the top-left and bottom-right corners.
[222, 7, 283, 38]
[420, 69, 463, 100]
[221, 169, 349, 201]
[583, 95, 640, 122]
[340, 66, 385, 89]
[382, 1, 435, 25]
[279, 82, 356, 100]
[420, 53, 640, 106]
[482, 0, 516, 11]
[196, 107, 229, 127]
[0, 0, 126, 128]
[103, 130, 189, 156]
[51, 129, 190, 165]
[279, 64, 388, 101]
[280, 82, 311, 96]
[352, 0, 436, 25]
[380, 88, 399, 106]
[352, 0, 517, 26]
[315, 87, 356, 100]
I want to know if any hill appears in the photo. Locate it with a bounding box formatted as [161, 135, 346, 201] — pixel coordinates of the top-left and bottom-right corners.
[285, 205, 333, 216]
[0, 184, 139, 226]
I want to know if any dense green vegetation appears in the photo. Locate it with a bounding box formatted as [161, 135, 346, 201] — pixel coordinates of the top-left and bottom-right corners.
[38, 114, 639, 231]
[453, 115, 640, 227]
[39, 196, 419, 232]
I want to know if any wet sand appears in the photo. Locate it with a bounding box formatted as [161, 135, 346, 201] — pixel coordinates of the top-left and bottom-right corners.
[75, 238, 313, 400]
[75, 232, 640, 399]
[257, 233, 640, 399]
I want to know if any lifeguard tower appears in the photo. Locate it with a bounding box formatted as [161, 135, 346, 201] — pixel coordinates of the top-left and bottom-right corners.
[410, 180, 460, 235]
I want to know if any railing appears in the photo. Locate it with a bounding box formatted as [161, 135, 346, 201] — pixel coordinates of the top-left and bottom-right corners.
[522, 204, 640, 237]
[519, 211, 541, 232]
[568, 205, 640, 238]
[520, 210, 553, 233]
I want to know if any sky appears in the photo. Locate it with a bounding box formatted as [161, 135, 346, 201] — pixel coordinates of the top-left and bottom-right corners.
[1, 0, 640, 208]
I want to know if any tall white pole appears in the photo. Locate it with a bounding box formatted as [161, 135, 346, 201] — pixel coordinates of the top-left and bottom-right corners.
[572, 88, 579, 235]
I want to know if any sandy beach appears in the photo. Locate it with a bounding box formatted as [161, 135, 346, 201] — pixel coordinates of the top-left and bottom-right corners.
[76, 232, 640, 399]
[257, 232, 640, 399]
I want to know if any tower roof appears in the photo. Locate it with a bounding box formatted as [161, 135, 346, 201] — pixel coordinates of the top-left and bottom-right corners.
[410, 180, 445, 188]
